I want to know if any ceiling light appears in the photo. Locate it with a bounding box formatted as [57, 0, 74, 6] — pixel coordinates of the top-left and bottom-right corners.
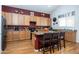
[48, 5, 52, 7]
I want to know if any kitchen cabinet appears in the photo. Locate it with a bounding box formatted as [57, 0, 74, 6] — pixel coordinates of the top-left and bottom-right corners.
[24, 15, 30, 25]
[6, 31, 13, 41]
[18, 14, 25, 25]
[13, 31, 19, 41]
[34, 16, 41, 26]
[26, 30, 30, 39]
[19, 30, 26, 40]
[2, 12, 6, 17]
[41, 17, 47, 26]
[2, 12, 12, 25]
[65, 31, 76, 42]
[46, 18, 51, 26]
[12, 13, 19, 25]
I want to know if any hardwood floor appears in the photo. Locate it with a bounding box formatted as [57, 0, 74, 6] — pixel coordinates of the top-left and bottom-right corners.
[2, 40, 79, 54]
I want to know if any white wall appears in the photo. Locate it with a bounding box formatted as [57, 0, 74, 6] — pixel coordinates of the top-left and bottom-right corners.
[75, 6, 79, 42]
[50, 5, 79, 43]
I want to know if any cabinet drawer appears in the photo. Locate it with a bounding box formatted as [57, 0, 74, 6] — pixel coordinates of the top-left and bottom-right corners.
[65, 31, 76, 42]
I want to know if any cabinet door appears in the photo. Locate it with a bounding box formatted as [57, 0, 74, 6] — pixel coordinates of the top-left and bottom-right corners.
[40, 17, 45, 26]
[18, 14, 25, 25]
[41, 17, 50, 26]
[13, 31, 19, 41]
[43, 18, 48, 26]
[6, 31, 13, 41]
[45, 18, 51, 26]
[12, 13, 19, 25]
[2, 12, 6, 17]
[24, 15, 30, 25]
[30, 16, 34, 21]
[2, 12, 12, 25]
[26, 30, 30, 39]
[65, 32, 76, 42]
[34, 16, 41, 26]
[19, 31, 26, 40]
[47, 18, 51, 26]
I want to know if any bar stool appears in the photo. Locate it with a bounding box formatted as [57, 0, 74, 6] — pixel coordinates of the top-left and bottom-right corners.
[51, 32, 60, 53]
[40, 33, 52, 54]
[59, 32, 65, 49]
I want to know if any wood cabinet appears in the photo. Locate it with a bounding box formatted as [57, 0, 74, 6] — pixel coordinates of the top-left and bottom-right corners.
[32, 32, 36, 48]
[6, 31, 13, 41]
[34, 16, 41, 26]
[34, 16, 51, 26]
[12, 13, 19, 25]
[13, 31, 19, 41]
[41, 17, 48, 26]
[24, 15, 30, 25]
[26, 30, 30, 39]
[18, 14, 25, 25]
[65, 31, 76, 42]
[2, 11, 51, 42]
[19, 31, 26, 40]
[47, 18, 51, 26]
[2, 12, 6, 18]
[2, 12, 12, 25]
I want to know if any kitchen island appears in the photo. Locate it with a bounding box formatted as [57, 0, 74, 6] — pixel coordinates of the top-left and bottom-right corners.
[32, 30, 76, 50]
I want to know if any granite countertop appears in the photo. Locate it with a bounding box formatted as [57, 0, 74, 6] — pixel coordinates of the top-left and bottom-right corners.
[34, 31, 60, 35]
[34, 29, 77, 35]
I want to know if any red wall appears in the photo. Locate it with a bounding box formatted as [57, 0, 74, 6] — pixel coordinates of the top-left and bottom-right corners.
[2, 5, 50, 18]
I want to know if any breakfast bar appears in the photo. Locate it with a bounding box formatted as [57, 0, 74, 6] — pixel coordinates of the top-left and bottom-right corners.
[33, 30, 76, 50]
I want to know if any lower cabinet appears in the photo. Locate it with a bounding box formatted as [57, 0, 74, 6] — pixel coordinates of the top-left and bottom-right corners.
[26, 31, 30, 40]
[6, 30, 30, 42]
[19, 31, 26, 40]
[6, 31, 13, 41]
[65, 31, 76, 42]
[13, 31, 19, 41]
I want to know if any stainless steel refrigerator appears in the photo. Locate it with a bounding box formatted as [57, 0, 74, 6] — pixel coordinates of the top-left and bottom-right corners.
[1, 16, 6, 51]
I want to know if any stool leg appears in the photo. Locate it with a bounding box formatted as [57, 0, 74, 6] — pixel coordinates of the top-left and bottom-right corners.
[59, 40, 61, 50]
[52, 45, 54, 53]
[63, 39, 65, 48]
[43, 47, 45, 54]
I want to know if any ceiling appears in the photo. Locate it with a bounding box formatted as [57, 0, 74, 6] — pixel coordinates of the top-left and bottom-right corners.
[8, 5, 59, 14]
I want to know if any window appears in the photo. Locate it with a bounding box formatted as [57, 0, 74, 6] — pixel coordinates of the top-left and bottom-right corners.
[58, 16, 74, 27]
[66, 17, 74, 27]
[59, 18, 66, 26]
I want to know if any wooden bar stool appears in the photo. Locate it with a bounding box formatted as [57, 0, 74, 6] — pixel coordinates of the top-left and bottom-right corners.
[40, 33, 52, 54]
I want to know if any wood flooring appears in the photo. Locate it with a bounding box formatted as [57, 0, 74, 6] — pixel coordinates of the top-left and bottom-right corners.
[2, 40, 79, 54]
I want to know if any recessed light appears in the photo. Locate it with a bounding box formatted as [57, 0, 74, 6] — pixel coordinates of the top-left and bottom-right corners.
[48, 5, 52, 7]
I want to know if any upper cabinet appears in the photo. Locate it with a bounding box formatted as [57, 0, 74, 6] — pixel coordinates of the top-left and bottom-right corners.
[34, 16, 41, 26]
[24, 15, 31, 25]
[40, 17, 46, 26]
[18, 14, 25, 25]
[2, 12, 51, 26]
[12, 13, 19, 25]
[2, 12, 12, 25]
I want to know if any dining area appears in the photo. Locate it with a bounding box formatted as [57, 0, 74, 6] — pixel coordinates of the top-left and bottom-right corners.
[33, 29, 66, 54]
